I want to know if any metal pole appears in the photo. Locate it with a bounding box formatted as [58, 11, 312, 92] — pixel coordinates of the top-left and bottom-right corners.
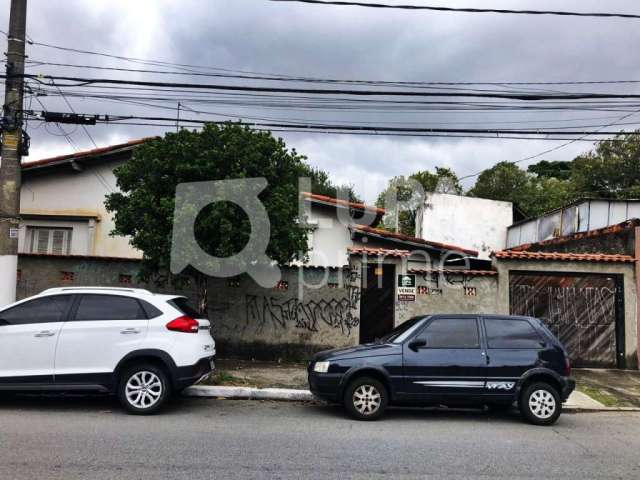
[0, 0, 27, 306]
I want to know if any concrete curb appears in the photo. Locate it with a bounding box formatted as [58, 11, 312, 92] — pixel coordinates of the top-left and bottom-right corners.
[184, 385, 315, 402]
[184, 385, 640, 412]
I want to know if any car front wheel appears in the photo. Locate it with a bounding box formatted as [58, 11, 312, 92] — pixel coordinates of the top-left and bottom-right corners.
[118, 363, 170, 415]
[344, 376, 388, 421]
[519, 382, 561, 426]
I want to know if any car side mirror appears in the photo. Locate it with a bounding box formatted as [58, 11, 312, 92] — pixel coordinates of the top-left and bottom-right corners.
[409, 338, 427, 351]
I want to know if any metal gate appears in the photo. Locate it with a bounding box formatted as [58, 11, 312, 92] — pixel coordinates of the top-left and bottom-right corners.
[509, 272, 625, 368]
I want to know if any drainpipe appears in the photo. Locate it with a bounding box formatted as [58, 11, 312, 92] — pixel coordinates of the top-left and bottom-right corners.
[636, 227, 640, 369]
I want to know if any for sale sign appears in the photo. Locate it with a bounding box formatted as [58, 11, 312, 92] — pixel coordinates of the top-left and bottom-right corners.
[397, 274, 416, 301]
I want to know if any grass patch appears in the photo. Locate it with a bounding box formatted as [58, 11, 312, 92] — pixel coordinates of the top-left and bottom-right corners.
[204, 370, 249, 386]
[577, 385, 621, 407]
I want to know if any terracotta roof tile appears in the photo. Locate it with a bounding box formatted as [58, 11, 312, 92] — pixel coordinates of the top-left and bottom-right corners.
[353, 224, 479, 256]
[409, 268, 498, 276]
[492, 251, 635, 263]
[348, 247, 411, 258]
[302, 192, 385, 215]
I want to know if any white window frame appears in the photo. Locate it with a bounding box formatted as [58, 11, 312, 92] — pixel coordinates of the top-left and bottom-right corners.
[26, 226, 73, 255]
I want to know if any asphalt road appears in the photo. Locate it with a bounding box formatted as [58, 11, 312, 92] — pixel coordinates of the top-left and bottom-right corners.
[1, 395, 639, 480]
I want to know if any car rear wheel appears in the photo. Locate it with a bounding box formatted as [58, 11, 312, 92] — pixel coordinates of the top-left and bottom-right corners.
[344, 376, 388, 421]
[519, 382, 561, 426]
[118, 363, 170, 415]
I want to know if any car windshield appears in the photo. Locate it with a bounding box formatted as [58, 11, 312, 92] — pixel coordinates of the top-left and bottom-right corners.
[379, 316, 426, 343]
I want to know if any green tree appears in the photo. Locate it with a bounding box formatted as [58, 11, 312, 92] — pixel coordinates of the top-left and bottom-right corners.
[376, 167, 462, 235]
[569, 131, 640, 199]
[469, 161, 571, 217]
[305, 166, 361, 203]
[106, 123, 333, 313]
[527, 160, 572, 180]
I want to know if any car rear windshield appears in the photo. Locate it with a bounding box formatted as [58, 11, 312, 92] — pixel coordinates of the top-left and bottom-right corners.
[168, 297, 202, 318]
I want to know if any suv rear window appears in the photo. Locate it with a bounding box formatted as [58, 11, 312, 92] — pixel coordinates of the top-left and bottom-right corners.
[74, 294, 146, 321]
[485, 318, 544, 349]
[168, 298, 201, 318]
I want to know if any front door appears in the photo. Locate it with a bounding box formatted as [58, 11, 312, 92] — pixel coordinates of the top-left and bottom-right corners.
[402, 316, 487, 397]
[359, 264, 395, 344]
[54, 294, 149, 380]
[0, 295, 72, 384]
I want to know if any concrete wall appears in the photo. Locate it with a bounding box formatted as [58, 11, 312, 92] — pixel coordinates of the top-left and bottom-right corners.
[396, 272, 502, 323]
[417, 193, 513, 259]
[16, 256, 362, 362]
[494, 259, 638, 369]
[20, 161, 141, 259]
[210, 265, 361, 360]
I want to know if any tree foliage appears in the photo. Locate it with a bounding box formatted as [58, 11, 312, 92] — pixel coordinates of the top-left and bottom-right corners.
[469, 131, 640, 216]
[105, 123, 342, 311]
[468, 161, 571, 217]
[376, 167, 462, 235]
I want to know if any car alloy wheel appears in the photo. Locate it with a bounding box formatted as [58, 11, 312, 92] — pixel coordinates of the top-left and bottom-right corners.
[125, 371, 163, 409]
[528, 389, 556, 420]
[344, 376, 388, 421]
[353, 384, 382, 416]
[118, 363, 170, 415]
[519, 382, 561, 426]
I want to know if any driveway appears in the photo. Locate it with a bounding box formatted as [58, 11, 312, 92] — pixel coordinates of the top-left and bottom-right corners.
[1, 394, 640, 479]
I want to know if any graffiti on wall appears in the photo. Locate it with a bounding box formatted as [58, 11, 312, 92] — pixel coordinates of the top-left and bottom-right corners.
[246, 293, 360, 335]
[510, 274, 619, 367]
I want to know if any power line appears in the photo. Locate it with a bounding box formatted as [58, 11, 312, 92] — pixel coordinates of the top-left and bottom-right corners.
[458, 110, 640, 180]
[270, 0, 640, 20]
[24, 109, 640, 137]
[18, 73, 640, 101]
[24, 59, 640, 89]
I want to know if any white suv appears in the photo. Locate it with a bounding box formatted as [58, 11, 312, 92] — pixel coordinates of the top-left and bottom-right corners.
[0, 287, 215, 414]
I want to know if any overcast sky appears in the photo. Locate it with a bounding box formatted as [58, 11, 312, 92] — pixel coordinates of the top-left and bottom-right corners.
[3, 0, 640, 202]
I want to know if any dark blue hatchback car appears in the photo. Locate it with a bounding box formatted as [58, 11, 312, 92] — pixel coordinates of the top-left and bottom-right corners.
[308, 314, 575, 425]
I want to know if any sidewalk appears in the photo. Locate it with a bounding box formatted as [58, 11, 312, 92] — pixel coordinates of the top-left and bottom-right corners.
[189, 359, 640, 411]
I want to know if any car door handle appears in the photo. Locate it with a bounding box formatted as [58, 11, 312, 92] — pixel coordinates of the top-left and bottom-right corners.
[34, 331, 56, 338]
[120, 328, 141, 335]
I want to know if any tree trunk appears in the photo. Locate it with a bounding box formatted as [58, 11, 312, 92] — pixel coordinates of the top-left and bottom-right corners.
[195, 274, 209, 317]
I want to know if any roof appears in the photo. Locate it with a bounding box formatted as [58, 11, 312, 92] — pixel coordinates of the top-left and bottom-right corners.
[509, 197, 640, 227]
[509, 218, 640, 252]
[348, 247, 411, 258]
[302, 192, 385, 216]
[408, 268, 498, 276]
[19, 252, 141, 262]
[22, 138, 153, 172]
[352, 224, 479, 257]
[492, 250, 635, 263]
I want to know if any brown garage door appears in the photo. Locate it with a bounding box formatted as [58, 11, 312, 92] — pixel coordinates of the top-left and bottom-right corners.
[509, 272, 625, 368]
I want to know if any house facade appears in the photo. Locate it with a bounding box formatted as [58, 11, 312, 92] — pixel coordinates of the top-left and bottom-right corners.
[15, 140, 640, 368]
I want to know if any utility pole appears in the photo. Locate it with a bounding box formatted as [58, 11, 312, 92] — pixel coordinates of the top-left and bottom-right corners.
[0, 0, 27, 307]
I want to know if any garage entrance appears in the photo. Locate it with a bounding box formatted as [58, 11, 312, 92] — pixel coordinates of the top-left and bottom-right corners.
[509, 272, 625, 368]
[359, 264, 395, 344]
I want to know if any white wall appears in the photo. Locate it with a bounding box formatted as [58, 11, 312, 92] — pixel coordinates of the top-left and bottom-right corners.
[305, 206, 354, 267]
[20, 160, 141, 259]
[417, 193, 513, 259]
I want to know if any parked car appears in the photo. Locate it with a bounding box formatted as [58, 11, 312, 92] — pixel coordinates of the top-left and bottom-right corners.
[0, 287, 215, 414]
[308, 314, 575, 425]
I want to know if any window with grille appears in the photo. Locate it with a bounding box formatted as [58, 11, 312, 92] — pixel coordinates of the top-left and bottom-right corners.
[26, 227, 72, 255]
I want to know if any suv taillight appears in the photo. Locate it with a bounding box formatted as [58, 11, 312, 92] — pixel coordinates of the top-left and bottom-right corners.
[166, 315, 199, 333]
[564, 357, 571, 377]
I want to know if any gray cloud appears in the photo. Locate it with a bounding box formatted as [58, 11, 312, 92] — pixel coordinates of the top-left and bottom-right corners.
[3, 0, 640, 202]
